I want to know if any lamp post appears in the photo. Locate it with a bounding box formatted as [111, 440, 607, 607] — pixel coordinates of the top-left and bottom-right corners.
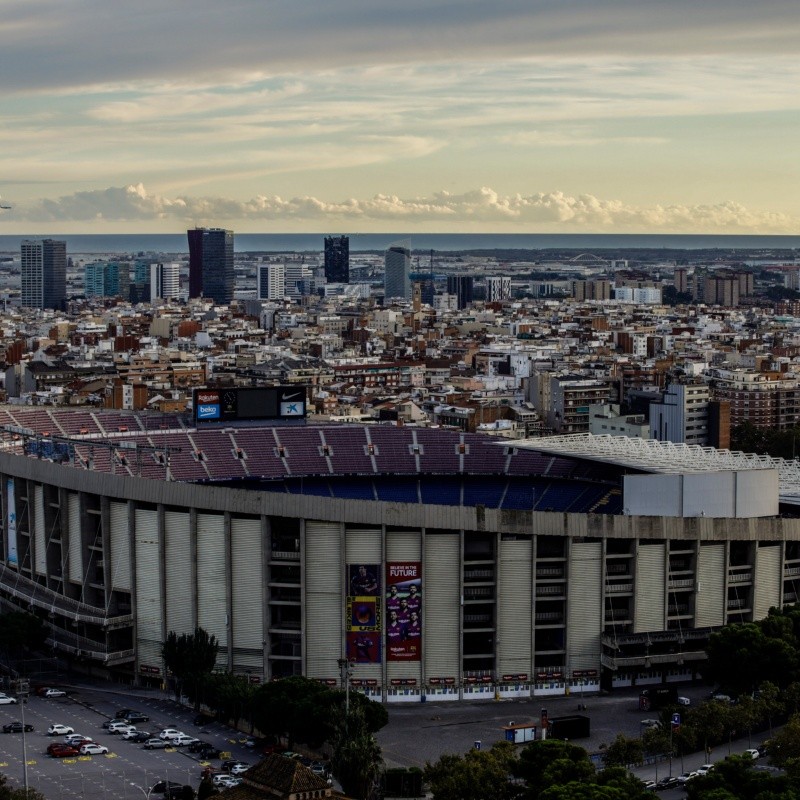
[14, 679, 30, 797]
[130, 782, 154, 800]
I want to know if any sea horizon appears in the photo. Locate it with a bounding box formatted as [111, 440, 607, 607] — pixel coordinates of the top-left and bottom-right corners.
[1, 232, 799, 255]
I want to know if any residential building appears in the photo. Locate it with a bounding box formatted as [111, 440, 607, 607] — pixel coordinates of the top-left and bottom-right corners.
[150, 263, 181, 301]
[84, 261, 131, 299]
[21, 239, 67, 310]
[187, 227, 234, 304]
[486, 276, 511, 302]
[258, 264, 285, 300]
[572, 280, 611, 301]
[649, 381, 710, 446]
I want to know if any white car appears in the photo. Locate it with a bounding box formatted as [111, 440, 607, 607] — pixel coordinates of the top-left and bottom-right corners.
[745, 748, 760, 760]
[677, 696, 691, 706]
[213, 775, 242, 788]
[230, 763, 250, 776]
[44, 689, 66, 698]
[159, 728, 184, 740]
[0, 696, 18, 705]
[676, 771, 697, 784]
[696, 764, 715, 776]
[107, 721, 135, 735]
[79, 743, 109, 755]
[171, 734, 200, 747]
[47, 724, 74, 736]
[64, 734, 92, 745]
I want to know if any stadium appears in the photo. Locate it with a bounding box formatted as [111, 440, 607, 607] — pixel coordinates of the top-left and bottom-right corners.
[0, 388, 799, 703]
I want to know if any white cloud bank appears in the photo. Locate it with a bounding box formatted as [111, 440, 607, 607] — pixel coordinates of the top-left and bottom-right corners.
[3, 184, 798, 234]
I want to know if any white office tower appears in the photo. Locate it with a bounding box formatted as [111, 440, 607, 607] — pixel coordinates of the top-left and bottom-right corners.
[150, 262, 180, 300]
[283, 262, 311, 300]
[384, 241, 411, 300]
[258, 263, 286, 300]
[486, 275, 511, 302]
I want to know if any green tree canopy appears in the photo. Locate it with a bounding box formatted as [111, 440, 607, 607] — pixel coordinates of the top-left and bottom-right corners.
[602, 734, 643, 768]
[424, 742, 518, 800]
[161, 626, 219, 705]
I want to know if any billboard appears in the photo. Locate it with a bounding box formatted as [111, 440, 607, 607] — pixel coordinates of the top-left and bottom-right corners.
[346, 564, 382, 664]
[193, 386, 306, 425]
[6, 479, 17, 567]
[386, 562, 422, 661]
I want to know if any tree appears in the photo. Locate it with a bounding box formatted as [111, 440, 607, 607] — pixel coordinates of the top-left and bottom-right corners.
[0, 611, 48, 665]
[0, 773, 47, 800]
[766, 713, 800, 768]
[756, 681, 785, 737]
[330, 705, 384, 800]
[602, 734, 643, 768]
[514, 740, 593, 800]
[686, 701, 727, 761]
[161, 627, 219, 706]
[424, 742, 516, 800]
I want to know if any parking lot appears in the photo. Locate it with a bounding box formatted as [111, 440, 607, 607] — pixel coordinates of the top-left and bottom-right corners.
[0, 686, 257, 799]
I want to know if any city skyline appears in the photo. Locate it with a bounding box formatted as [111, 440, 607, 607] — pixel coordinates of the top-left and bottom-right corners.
[1, 1, 799, 234]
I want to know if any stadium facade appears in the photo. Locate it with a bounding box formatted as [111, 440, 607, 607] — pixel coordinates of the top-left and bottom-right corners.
[1, 405, 799, 703]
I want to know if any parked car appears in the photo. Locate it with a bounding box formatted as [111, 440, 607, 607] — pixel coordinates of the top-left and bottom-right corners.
[64, 734, 92, 745]
[158, 728, 184, 741]
[143, 738, 170, 750]
[641, 779, 656, 791]
[125, 712, 150, 723]
[127, 731, 152, 743]
[189, 740, 212, 754]
[676, 771, 697, 784]
[199, 745, 222, 760]
[655, 776, 679, 791]
[745, 748, 760, 760]
[151, 781, 182, 794]
[47, 743, 79, 758]
[44, 689, 66, 698]
[107, 721, 135, 735]
[696, 764, 715, 776]
[222, 759, 248, 772]
[122, 728, 145, 740]
[212, 775, 241, 788]
[2, 722, 34, 733]
[0, 696, 18, 705]
[229, 762, 250, 776]
[47, 724, 74, 736]
[79, 743, 109, 755]
[677, 696, 691, 706]
[172, 734, 200, 747]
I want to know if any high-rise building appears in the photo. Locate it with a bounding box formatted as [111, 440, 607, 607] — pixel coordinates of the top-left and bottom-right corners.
[187, 228, 234, 304]
[649, 381, 711, 446]
[284, 262, 310, 300]
[447, 275, 474, 309]
[85, 261, 131, 299]
[324, 235, 349, 284]
[384, 243, 411, 300]
[84, 262, 106, 298]
[21, 239, 67, 310]
[257, 263, 285, 300]
[486, 275, 511, 303]
[150, 263, 181, 301]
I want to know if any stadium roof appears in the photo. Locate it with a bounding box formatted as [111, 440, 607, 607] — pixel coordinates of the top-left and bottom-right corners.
[514, 434, 800, 506]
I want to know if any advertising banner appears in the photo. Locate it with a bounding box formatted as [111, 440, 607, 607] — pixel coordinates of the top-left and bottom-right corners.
[6, 479, 17, 566]
[386, 562, 422, 661]
[346, 564, 382, 664]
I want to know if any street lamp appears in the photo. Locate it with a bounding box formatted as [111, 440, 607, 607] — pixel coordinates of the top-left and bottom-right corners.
[13, 679, 30, 797]
[130, 782, 155, 800]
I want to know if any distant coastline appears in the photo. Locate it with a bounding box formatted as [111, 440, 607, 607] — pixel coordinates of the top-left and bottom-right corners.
[1, 233, 799, 254]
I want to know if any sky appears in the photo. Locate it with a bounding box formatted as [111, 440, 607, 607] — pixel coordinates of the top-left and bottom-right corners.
[1, 0, 800, 234]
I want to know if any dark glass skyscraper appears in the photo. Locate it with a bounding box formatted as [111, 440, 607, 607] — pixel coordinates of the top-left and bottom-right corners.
[447, 275, 474, 309]
[21, 239, 67, 310]
[187, 228, 234, 304]
[324, 235, 349, 283]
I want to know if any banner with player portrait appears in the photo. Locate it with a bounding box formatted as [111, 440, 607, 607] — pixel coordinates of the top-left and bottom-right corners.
[386, 562, 422, 661]
[346, 564, 382, 663]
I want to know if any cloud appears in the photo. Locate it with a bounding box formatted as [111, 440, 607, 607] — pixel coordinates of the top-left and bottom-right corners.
[4, 183, 798, 233]
[2, 0, 800, 94]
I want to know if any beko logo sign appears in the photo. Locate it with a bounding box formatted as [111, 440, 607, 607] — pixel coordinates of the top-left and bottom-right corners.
[197, 404, 221, 419]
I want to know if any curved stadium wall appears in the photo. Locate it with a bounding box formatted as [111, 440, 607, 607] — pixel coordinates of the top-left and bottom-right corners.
[0, 408, 797, 702]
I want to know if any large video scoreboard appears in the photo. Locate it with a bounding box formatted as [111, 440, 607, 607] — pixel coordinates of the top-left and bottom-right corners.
[193, 386, 306, 425]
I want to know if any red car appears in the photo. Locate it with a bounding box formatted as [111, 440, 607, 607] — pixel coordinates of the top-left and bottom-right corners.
[47, 743, 79, 758]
